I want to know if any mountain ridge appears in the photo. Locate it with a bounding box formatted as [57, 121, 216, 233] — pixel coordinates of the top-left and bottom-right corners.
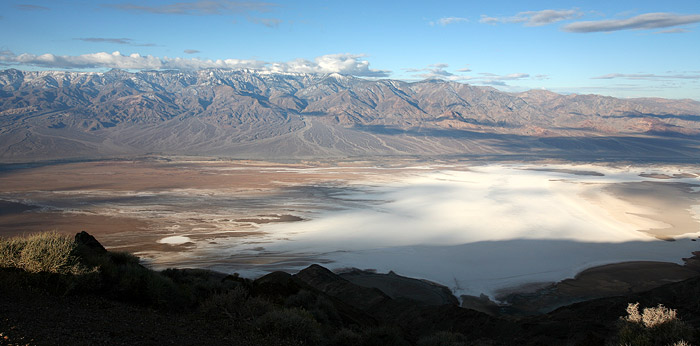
[1, 68, 699, 162]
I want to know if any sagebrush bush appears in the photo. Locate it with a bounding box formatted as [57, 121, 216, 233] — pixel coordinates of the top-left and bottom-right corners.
[417, 331, 468, 346]
[285, 289, 341, 326]
[330, 328, 362, 346]
[254, 308, 324, 345]
[97, 255, 188, 309]
[614, 302, 694, 346]
[0, 237, 25, 268]
[624, 303, 679, 328]
[199, 285, 250, 320]
[162, 268, 242, 303]
[0, 232, 88, 275]
[361, 326, 411, 346]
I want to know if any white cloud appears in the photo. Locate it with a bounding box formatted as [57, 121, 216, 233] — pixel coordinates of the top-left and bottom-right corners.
[563, 12, 700, 33]
[524, 9, 581, 26]
[592, 73, 700, 80]
[249, 17, 283, 28]
[183, 49, 200, 54]
[405, 63, 459, 79]
[480, 9, 580, 27]
[0, 50, 390, 77]
[478, 16, 500, 25]
[268, 54, 389, 77]
[105, 1, 276, 15]
[404, 64, 535, 86]
[15, 4, 50, 11]
[657, 28, 690, 34]
[75, 37, 157, 47]
[476, 72, 531, 86]
[432, 17, 469, 26]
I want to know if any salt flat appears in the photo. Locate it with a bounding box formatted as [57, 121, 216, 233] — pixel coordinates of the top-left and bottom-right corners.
[0, 159, 698, 300]
[222, 164, 700, 298]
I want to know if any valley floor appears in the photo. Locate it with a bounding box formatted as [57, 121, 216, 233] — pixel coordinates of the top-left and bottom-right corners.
[1, 157, 699, 311]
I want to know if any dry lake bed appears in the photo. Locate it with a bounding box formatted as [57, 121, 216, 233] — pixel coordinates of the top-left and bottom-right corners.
[1, 158, 699, 302]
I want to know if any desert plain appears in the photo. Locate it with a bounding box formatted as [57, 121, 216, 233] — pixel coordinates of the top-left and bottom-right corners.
[1, 158, 699, 311]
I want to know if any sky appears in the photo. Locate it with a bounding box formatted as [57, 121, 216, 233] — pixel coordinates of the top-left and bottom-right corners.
[1, 0, 699, 100]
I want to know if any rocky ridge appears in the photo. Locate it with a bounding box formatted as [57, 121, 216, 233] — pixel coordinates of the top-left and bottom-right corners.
[1, 68, 700, 161]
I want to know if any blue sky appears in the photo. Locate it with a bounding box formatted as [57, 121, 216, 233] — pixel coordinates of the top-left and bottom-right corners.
[1, 0, 699, 100]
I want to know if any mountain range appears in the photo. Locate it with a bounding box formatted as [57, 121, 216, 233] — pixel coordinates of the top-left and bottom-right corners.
[1, 68, 699, 162]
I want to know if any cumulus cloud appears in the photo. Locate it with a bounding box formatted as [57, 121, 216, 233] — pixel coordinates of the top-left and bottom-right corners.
[480, 9, 580, 26]
[432, 17, 469, 26]
[105, 0, 276, 15]
[562, 12, 700, 33]
[592, 73, 700, 80]
[15, 4, 49, 11]
[0, 50, 390, 77]
[249, 17, 282, 27]
[184, 49, 200, 54]
[267, 54, 390, 77]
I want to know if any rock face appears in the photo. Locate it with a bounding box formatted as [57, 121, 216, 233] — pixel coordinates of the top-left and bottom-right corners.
[1, 68, 700, 161]
[74, 231, 107, 253]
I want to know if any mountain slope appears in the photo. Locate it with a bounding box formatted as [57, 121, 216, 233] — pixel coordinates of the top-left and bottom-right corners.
[1, 68, 699, 161]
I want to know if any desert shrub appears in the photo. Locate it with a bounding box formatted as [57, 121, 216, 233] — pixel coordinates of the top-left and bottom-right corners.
[106, 251, 140, 266]
[330, 328, 363, 346]
[417, 331, 469, 346]
[200, 285, 250, 320]
[97, 257, 187, 309]
[200, 286, 277, 323]
[0, 232, 102, 295]
[0, 237, 25, 268]
[670, 341, 691, 346]
[614, 303, 694, 346]
[0, 232, 89, 275]
[243, 296, 276, 319]
[285, 289, 341, 326]
[361, 326, 411, 346]
[162, 268, 243, 305]
[254, 308, 324, 345]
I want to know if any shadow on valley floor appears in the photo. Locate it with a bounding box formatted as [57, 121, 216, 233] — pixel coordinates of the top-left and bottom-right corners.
[611, 112, 700, 123]
[352, 124, 700, 161]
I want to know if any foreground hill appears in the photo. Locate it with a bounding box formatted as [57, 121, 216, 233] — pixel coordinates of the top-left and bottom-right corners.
[1, 68, 700, 161]
[1, 232, 699, 345]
